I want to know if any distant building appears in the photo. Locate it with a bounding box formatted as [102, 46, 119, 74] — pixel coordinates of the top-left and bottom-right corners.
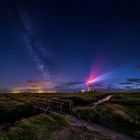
[81, 89, 86, 93]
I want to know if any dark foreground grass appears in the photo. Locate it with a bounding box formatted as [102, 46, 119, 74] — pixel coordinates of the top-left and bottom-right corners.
[0, 100, 33, 123]
[73, 92, 140, 138]
[0, 114, 111, 140]
[0, 92, 139, 139]
[0, 114, 68, 140]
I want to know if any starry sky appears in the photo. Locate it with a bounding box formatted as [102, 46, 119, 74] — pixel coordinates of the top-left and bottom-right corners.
[0, 0, 140, 92]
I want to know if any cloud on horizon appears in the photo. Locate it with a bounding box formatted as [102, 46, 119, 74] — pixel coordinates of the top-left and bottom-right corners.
[120, 78, 140, 85]
[127, 78, 140, 84]
[10, 78, 140, 92]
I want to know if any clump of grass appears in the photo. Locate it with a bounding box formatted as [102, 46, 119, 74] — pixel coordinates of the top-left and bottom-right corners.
[73, 103, 140, 138]
[0, 100, 33, 123]
[0, 113, 113, 140]
[0, 114, 69, 140]
[62, 96, 96, 106]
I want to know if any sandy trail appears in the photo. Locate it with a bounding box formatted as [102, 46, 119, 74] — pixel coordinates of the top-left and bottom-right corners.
[50, 111, 137, 140]
[50, 94, 138, 140]
[66, 114, 137, 140]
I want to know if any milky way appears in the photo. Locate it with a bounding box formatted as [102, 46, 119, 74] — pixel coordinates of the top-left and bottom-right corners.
[7, 0, 52, 81]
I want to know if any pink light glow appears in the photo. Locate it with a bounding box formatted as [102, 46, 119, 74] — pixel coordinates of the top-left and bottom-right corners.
[85, 48, 122, 86]
[86, 53, 116, 85]
[87, 79, 95, 84]
[87, 69, 113, 85]
[87, 70, 116, 85]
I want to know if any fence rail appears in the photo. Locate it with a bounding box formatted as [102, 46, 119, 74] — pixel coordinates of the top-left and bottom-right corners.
[31, 98, 73, 113]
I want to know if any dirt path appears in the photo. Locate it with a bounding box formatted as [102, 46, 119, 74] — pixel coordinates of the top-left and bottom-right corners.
[49, 94, 139, 140]
[66, 114, 137, 140]
[50, 111, 138, 140]
[90, 94, 113, 106]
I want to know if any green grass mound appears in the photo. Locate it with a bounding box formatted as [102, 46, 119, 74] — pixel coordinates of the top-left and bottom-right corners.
[0, 114, 111, 140]
[0, 100, 33, 123]
[0, 114, 68, 140]
[73, 103, 140, 138]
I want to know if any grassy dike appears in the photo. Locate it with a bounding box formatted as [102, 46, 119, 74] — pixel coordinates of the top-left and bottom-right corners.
[0, 113, 111, 140]
[73, 93, 140, 138]
[0, 92, 139, 139]
[0, 100, 33, 123]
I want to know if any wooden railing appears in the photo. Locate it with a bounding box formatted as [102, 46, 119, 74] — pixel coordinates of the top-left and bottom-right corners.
[31, 98, 73, 113]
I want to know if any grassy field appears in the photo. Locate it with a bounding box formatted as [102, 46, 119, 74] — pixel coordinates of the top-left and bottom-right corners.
[0, 113, 111, 140]
[73, 92, 140, 138]
[0, 92, 139, 139]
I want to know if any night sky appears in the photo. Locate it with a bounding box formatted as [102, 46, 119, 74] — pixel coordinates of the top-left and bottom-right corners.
[0, 0, 140, 92]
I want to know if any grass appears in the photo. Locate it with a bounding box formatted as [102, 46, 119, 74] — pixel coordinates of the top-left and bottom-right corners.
[0, 113, 110, 140]
[0, 92, 140, 139]
[73, 92, 140, 138]
[0, 114, 68, 140]
[0, 97, 33, 123]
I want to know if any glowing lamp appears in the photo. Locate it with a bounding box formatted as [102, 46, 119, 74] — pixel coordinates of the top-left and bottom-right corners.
[87, 79, 94, 84]
[87, 77, 95, 84]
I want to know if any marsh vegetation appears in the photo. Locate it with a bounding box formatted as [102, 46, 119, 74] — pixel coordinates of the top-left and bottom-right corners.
[0, 92, 139, 139]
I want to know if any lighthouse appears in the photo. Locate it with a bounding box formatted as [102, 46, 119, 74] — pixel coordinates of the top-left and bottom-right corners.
[88, 82, 92, 92]
[87, 80, 94, 93]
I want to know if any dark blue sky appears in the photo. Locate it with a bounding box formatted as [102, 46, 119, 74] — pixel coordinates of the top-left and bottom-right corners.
[0, 0, 140, 92]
